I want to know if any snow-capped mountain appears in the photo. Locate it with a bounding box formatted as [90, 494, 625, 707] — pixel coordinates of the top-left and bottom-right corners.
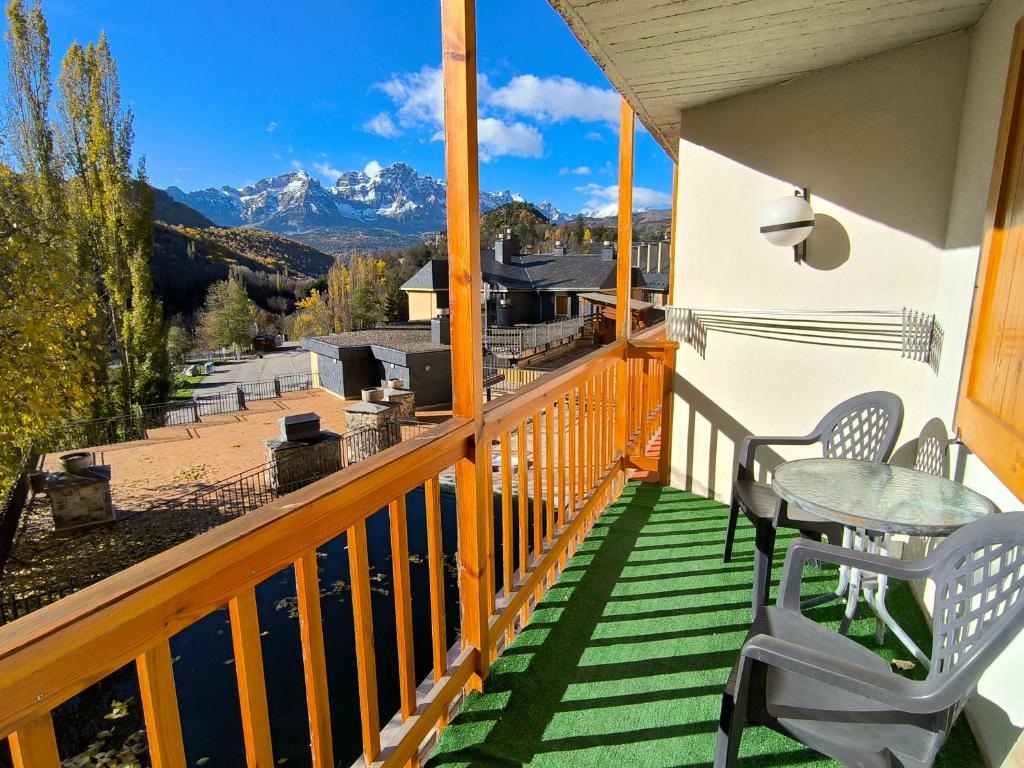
[536, 200, 571, 224]
[167, 163, 533, 235]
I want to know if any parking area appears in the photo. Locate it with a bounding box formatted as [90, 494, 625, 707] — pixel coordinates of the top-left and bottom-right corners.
[192, 343, 311, 395]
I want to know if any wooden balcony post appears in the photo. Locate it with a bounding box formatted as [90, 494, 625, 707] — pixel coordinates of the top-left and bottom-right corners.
[442, 0, 489, 689]
[615, 98, 635, 461]
[659, 160, 680, 486]
[9, 715, 61, 768]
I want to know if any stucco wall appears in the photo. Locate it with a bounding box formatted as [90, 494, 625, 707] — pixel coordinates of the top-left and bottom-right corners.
[408, 291, 441, 322]
[670, 31, 969, 497]
[667, 8, 1024, 764]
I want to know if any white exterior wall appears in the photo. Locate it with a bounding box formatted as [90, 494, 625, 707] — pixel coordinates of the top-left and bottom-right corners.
[667, 3, 1024, 763]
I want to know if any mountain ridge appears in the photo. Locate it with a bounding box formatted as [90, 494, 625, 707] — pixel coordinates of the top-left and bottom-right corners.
[166, 162, 565, 237]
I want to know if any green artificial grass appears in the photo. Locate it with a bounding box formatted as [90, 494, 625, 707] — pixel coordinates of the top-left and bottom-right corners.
[429, 482, 983, 768]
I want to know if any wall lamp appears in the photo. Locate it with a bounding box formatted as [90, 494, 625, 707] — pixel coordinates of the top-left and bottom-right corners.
[760, 188, 814, 262]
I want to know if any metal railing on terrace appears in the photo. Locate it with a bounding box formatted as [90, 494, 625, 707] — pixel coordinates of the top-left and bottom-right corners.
[483, 314, 596, 357]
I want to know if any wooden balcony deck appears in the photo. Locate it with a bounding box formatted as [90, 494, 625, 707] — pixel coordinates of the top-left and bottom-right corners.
[428, 482, 982, 768]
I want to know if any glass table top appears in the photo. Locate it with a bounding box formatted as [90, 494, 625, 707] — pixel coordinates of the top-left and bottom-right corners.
[772, 458, 995, 535]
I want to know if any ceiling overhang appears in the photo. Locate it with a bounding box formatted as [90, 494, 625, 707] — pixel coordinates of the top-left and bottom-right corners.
[549, 0, 991, 159]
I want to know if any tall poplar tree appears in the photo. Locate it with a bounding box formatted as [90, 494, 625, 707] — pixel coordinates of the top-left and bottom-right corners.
[57, 32, 170, 411]
[1, 0, 99, 485]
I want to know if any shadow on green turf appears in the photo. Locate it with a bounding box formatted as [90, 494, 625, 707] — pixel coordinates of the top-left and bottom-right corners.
[428, 483, 983, 768]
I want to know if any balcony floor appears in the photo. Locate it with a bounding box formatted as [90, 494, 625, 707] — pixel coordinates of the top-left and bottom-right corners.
[429, 482, 982, 767]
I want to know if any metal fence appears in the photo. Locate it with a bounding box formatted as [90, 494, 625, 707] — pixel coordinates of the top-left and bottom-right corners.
[36, 414, 148, 454]
[483, 315, 593, 357]
[45, 373, 320, 451]
[277, 372, 316, 392]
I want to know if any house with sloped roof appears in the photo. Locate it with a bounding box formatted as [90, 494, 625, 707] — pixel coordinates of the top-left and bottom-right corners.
[402, 232, 666, 326]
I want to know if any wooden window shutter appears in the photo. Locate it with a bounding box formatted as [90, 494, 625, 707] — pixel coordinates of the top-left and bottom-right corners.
[956, 18, 1024, 500]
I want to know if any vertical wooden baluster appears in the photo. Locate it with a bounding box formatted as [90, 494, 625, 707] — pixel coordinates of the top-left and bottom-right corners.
[9, 715, 61, 768]
[516, 423, 530, 627]
[136, 638, 187, 768]
[589, 375, 598, 491]
[229, 586, 274, 768]
[585, 378, 593, 493]
[531, 412, 542, 557]
[558, 396, 568, 527]
[294, 550, 334, 768]
[557, 396, 569, 567]
[544, 403, 555, 545]
[500, 431, 514, 643]
[578, 383, 585, 498]
[484, 440, 496, 621]
[424, 475, 448, 728]
[568, 387, 577, 516]
[600, 368, 608, 475]
[390, 497, 416, 722]
[531, 411, 544, 604]
[348, 521, 381, 763]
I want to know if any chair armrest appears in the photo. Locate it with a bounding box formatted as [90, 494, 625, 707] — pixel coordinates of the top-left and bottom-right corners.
[738, 434, 818, 480]
[778, 539, 932, 611]
[742, 634, 934, 713]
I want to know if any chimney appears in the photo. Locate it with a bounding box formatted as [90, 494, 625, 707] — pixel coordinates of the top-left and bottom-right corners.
[601, 240, 616, 261]
[553, 239, 565, 257]
[646, 243, 652, 272]
[431, 310, 451, 345]
[495, 227, 520, 265]
[657, 241, 664, 272]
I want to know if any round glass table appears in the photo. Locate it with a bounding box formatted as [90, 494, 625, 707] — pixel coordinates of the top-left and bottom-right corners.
[772, 458, 995, 667]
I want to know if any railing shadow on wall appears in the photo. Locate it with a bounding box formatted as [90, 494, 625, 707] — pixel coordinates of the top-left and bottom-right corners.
[670, 373, 787, 499]
[666, 306, 943, 374]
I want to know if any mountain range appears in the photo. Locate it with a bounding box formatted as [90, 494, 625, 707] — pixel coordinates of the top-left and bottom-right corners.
[166, 162, 573, 249]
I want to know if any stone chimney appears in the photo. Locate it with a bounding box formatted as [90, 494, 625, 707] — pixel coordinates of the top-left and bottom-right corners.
[494, 227, 520, 265]
[431, 310, 451, 345]
[553, 239, 565, 256]
[601, 240, 616, 261]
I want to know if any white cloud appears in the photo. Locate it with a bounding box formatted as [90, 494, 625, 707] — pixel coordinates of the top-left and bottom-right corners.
[313, 161, 343, 183]
[272, 153, 282, 160]
[374, 67, 550, 161]
[363, 160, 383, 177]
[364, 112, 401, 138]
[585, 131, 603, 142]
[266, 121, 278, 133]
[575, 182, 672, 217]
[477, 117, 543, 161]
[559, 166, 591, 176]
[599, 160, 614, 176]
[290, 159, 304, 171]
[488, 75, 619, 125]
[379, 66, 445, 127]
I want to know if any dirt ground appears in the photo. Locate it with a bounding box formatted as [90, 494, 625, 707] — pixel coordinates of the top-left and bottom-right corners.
[41, 389, 360, 515]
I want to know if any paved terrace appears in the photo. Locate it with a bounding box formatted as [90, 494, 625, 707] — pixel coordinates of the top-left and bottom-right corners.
[429, 483, 982, 768]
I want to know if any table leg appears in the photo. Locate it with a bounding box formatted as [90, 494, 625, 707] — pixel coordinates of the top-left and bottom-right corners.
[867, 537, 932, 669]
[800, 525, 853, 611]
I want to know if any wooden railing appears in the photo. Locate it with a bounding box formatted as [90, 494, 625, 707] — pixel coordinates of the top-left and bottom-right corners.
[0, 338, 672, 768]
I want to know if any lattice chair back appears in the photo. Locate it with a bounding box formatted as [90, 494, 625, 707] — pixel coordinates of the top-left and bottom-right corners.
[926, 512, 1024, 699]
[813, 391, 904, 462]
[914, 417, 951, 478]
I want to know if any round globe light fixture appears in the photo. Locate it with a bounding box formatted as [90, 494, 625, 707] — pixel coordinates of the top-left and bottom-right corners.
[760, 189, 814, 262]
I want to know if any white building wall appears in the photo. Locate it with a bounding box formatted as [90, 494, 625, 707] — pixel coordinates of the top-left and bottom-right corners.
[667, 3, 1024, 763]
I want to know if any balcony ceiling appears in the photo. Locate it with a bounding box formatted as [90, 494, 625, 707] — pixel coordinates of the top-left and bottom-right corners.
[548, 0, 992, 158]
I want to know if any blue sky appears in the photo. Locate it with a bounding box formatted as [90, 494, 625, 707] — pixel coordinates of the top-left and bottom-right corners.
[2, 0, 674, 215]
